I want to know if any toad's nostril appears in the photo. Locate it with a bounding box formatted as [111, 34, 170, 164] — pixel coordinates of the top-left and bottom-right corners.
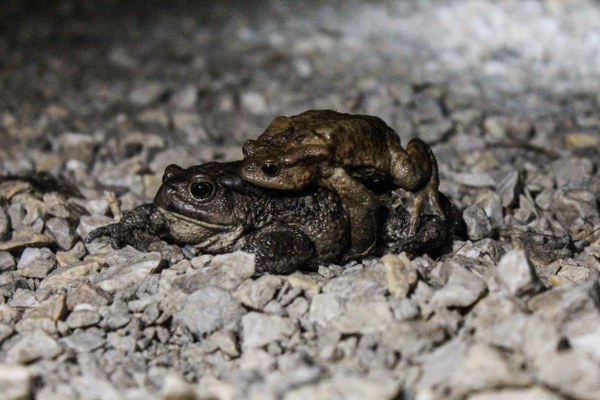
[243, 140, 257, 156]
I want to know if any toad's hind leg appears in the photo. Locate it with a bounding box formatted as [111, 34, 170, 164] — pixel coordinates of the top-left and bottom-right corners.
[388, 136, 445, 236]
[321, 167, 378, 261]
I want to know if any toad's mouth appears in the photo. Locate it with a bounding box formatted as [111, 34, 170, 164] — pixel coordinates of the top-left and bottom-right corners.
[157, 207, 244, 251]
[157, 207, 234, 231]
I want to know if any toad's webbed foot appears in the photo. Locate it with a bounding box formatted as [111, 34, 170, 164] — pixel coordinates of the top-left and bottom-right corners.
[397, 215, 450, 257]
[407, 174, 445, 237]
[381, 193, 464, 258]
[240, 225, 317, 274]
[84, 204, 169, 250]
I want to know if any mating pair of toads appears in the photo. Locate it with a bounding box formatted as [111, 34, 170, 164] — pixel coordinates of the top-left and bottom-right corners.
[86, 110, 464, 274]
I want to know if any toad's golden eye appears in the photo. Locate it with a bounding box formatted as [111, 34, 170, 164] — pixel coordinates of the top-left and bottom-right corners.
[189, 181, 214, 199]
[261, 163, 280, 177]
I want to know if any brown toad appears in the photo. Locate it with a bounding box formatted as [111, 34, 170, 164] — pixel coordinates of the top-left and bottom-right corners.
[241, 109, 445, 259]
[86, 161, 351, 273]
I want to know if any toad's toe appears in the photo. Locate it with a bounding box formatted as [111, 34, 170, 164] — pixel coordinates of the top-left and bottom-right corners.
[408, 183, 446, 237]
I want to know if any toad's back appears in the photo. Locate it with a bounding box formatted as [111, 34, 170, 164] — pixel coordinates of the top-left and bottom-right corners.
[254, 110, 397, 172]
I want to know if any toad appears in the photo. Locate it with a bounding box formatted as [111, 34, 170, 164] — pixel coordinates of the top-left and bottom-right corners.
[86, 162, 350, 274]
[240, 110, 445, 259]
[85, 161, 461, 274]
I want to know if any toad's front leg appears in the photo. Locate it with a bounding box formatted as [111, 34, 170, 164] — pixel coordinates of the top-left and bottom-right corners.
[239, 225, 317, 274]
[84, 204, 169, 250]
[320, 167, 378, 261]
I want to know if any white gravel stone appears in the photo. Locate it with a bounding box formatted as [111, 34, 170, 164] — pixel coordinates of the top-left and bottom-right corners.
[208, 330, 240, 358]
[180, 251, 255, 293]
[173, 286, 245, 337]
[473, 190, 504, 227]
[22, 293, 67, 322]
[0, 251, 15, 272]
[161, 372, 197, 400]
[284, 371, 401, 400]
[494, 168, 522, 207]
[7, 330, 63, 364]
[71, 375, 121, 400]
[238, 347, 275, 373]
[286, 296, 309, 319]
[241, 91, 268, 115]
[383, 253, 418, 298]
[0, 323, 13, 344]
[83, 199, 110, 216]
[331, 299, 392, 334]
[308, 293, 345, 328]
[322, 264, 387, 299]
[234, 275, 283, 309]
[171, 85, 198, 110]
[0, 231, 53, 253]
[129, 81, 167, 106]
[242, 312, 297, 348]
[415, 339, 468, 396]
[93, 250, 165, 293]
[568, 324, 600, 364]
[467, 294, 529, 351]
[61, 331, 106, 352]
[463, 205, 493, 240]
[467, 387, 564, 400]
[430, 264, 487, 308]
[496, 250, 539, 296]
[45, 217, 77, 250]
[66, 309, 101, 329]
[551, 157, 594, 189]
[381, 320, 447, 358]
[536, 350, 600, 400]
[0, 364, 35, 400]
[197, 375, 240, 400]
[41, 261, 102, 290]
[17, 247, 56, 278]
[452, 342, 531, 395]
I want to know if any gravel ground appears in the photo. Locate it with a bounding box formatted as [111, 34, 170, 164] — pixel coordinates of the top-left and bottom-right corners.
[1, 1, 599, 399]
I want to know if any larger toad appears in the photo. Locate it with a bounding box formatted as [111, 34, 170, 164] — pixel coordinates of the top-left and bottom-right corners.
[87, 161, 351, 274]
[241, 110, 445, 259]
[85, 161, 461, 274]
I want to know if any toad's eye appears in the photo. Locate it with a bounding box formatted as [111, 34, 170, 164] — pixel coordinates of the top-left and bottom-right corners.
[189, 181, 214, 199]
[261, 163, 280, 177]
